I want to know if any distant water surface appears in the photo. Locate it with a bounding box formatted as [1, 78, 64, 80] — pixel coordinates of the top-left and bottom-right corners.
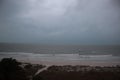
[0, 43, 120, 55]
[0, 43, 120, 63]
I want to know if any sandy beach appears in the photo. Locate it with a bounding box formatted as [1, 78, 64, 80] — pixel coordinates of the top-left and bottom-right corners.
[19, 59, 120, 66]
[0, 52, 120, 66]
[0, 57, 120, 80]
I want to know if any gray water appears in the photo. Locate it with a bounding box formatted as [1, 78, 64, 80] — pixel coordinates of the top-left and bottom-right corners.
[0, 43, 120, 63]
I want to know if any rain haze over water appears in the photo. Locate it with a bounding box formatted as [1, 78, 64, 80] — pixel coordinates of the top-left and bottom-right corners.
[0, 0, 120, 64]
[0, 44, 120, 64]
[0, 0, 120, 45]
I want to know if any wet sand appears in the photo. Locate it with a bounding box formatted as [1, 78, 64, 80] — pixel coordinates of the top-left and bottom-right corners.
[0, 52, 120, 66]
[19, 59, 120, 66]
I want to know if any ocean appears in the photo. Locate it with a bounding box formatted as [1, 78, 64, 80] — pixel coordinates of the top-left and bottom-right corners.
[0, 43, 120, 65]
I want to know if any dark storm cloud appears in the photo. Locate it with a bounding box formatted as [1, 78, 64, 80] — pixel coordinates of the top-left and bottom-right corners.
[113, 0, 120, 5]
[0, 0, 120, 45]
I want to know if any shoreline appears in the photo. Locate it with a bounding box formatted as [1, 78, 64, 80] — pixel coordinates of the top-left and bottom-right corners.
[0, 52, 120, 66]
[20, 59, 120, 66]
[0, 58, 120, 80]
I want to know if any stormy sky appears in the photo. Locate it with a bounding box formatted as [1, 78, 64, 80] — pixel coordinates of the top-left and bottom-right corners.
[0, 0, 120, 45]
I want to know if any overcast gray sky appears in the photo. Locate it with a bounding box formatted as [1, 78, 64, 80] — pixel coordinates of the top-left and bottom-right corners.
[0, 0, 120, 45]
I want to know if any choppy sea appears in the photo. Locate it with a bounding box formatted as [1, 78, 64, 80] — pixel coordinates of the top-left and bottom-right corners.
[0, 43, 120, 64]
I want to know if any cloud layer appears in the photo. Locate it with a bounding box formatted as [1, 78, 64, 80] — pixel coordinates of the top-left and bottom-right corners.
[0, 0, 120, 45]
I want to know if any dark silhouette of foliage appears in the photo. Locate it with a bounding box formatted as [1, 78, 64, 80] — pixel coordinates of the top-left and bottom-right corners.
[33, 75, 43, 80]
[24, 63, 45, 79]
[1, 58, 120, 80]
[38, 65, 120, 80]
[0, 58, 29, 80]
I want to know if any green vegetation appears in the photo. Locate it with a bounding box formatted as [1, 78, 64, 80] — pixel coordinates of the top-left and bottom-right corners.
[0, 58, 120, 80]
[0, 58, 45, 80]
[38, 65, 120, 80]
[0, 58, 28, 80]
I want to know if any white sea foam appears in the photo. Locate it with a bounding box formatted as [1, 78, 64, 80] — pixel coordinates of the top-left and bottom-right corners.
[0, 52, 120, 62]
[79, 54, 113, 58]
